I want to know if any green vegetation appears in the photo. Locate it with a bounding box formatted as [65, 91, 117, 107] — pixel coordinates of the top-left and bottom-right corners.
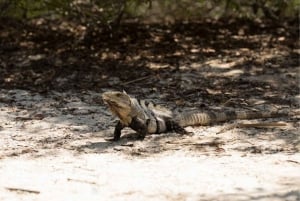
[0, 0, 298, 23]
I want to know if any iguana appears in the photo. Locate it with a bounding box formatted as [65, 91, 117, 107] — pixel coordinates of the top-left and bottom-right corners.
[102, 91, 296, 141]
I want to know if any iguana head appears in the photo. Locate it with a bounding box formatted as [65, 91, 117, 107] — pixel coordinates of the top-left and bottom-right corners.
[102, 91, 133, 125]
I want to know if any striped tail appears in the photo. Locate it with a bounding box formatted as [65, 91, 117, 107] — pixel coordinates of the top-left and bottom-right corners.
[177, 110, 294, 127]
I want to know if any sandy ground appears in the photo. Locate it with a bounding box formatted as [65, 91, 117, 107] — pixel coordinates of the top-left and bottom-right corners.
[0, 89, 299, 201]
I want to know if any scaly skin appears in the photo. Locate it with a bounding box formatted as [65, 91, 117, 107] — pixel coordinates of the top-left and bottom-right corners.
[102, 91, 295, 141]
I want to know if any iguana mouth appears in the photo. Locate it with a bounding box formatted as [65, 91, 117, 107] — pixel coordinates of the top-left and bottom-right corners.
[104, 100, 126, 110]
[104, 101, 122, 115]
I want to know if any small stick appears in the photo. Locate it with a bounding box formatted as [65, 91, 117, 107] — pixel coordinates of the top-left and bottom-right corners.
[5, 187, 40, 194]
[217, 122, 287, 134]
[286, 160, 300, 164]
[238, 122, 287, 128]
[122, 75, 152, 85]
[67, 178, 96, 185]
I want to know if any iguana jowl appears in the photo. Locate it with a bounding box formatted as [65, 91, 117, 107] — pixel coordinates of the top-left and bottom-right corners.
[102, 91, 293, 141]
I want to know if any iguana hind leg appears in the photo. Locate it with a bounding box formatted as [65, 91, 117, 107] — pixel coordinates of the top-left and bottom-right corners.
[129, 117, 148, 140]
[166, 120, 188, 134]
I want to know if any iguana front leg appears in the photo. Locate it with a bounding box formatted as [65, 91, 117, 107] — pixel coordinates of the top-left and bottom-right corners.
[112, 120, 125, 141]
[111, 117, 148, 141]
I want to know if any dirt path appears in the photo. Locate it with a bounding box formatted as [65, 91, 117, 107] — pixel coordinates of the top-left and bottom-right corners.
[0, 151, 299, 201]
[0, 89, 299, 201]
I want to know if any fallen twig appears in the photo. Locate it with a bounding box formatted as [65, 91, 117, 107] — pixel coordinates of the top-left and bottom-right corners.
[166, 141, 222, 146]
[286, 160, 300, 164]
[238, 122, 287, 128]
[5, 187, 40, 194]
[122, 75, 152, 85]
[67, 178, 97, 185]
[217, 122, 287, 134]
